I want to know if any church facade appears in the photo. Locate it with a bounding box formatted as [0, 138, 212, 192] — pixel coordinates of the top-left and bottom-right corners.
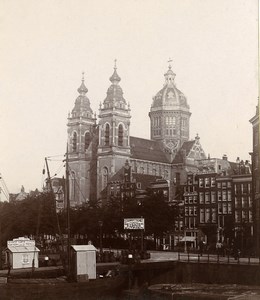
[67, 62, 207, 206]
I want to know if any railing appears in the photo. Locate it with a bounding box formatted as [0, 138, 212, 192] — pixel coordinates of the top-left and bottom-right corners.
[177, 250, 260, 265]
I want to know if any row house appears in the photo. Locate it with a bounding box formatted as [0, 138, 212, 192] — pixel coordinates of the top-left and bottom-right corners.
[216, 175, 233, 240]
[183, 172, 199, 247]
[182, 158, 253, 250]
[232, 172, 253, 251]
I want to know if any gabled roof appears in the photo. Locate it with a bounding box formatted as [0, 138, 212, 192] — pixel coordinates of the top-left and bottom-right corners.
[7, 246, 40, 253]
[108, 166, 161, 190]
[71, 245, 97, 252]
[130, 136, 169, 163]
[133, 173, 162, 190]
[172, 140, 195, 164]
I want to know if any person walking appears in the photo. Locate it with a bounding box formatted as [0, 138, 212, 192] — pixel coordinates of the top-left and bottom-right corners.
[216, 240, 222, 256]
[199, 240, 204, 256]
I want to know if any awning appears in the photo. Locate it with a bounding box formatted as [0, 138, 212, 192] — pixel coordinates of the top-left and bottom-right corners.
[180, 236, 196, 242]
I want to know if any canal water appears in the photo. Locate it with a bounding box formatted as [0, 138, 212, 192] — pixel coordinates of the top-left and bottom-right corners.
[148, 283, 260, 299]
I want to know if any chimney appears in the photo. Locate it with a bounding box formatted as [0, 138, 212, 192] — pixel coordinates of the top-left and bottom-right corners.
[222, 154, 228, 161]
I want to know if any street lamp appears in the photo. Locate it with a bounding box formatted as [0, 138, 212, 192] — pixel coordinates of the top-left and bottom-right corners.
[98, 221, 103, 253]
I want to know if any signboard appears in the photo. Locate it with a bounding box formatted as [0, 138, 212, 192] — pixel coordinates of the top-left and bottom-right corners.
[124, 218, 145, 230]
[7, 237, 35, 247]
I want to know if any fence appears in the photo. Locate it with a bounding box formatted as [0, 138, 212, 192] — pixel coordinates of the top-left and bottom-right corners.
[177, 250, 260, 265]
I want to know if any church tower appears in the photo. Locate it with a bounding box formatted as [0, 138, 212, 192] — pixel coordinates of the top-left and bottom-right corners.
[149, 62, 191, 157]
[67, 74, 97, 206]
[97, 61, 131, 197]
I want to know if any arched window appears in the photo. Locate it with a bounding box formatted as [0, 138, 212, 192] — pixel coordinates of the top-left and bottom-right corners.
[118, 124, 123, 146]
[105, 124, 110, 146]
[85, 132, 91, 150]
[102, 167, 108, 190]
[72, 132, 77, 152]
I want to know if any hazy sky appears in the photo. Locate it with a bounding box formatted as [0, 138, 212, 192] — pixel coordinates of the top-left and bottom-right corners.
[0, 0, 258, 195]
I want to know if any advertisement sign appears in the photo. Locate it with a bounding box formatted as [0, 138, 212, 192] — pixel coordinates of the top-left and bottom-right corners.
[124, 218, 145, 230]
[7, 237, 35, 247]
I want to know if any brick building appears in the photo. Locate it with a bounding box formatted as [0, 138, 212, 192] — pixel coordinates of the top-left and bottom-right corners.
[67, 62, 206, 206]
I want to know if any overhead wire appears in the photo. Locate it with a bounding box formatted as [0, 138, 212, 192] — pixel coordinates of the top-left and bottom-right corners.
[68, 165, 88, 203]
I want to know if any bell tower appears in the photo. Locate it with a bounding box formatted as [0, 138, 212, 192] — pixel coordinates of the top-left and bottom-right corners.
[97, 61, 131, 197]
[67, 73, 97, 206]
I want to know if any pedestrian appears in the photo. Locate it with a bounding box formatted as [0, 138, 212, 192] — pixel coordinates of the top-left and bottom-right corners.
[199, 240, 204, 256]
[216, 240, 222, 256]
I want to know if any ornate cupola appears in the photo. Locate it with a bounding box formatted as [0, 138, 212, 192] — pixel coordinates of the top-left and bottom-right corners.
[70, 73, 94, 120]
[149, 60, 191, 156]
[102, 60, 128, 110]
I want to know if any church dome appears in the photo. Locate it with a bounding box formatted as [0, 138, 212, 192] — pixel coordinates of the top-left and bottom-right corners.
[71, 74, 93, 118]
[151, 65, 189, 110]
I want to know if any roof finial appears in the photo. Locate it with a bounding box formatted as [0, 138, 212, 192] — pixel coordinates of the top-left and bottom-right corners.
[109, 59, 121, 83]
[77, 72, 88, 94]
[168, 58, 173, 69]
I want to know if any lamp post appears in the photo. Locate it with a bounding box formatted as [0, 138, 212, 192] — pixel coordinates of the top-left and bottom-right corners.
[98, 221, 103, 253]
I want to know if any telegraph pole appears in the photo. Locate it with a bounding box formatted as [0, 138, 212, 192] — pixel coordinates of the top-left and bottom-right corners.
[65, 144, 71, 278]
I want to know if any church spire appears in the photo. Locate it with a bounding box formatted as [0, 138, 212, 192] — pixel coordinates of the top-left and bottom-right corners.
[77, 72, 88, 95]
[109, 59, 121, 84]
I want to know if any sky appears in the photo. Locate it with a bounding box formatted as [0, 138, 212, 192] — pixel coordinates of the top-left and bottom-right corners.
[0, 0, 258, 196]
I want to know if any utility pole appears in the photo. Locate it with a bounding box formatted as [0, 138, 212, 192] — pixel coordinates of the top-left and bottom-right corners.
[45, 158, 62, 237]
[0, 218, 2, 270]
[65, 145, 71, 278]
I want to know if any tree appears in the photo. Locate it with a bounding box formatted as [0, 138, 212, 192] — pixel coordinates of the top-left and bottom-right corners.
[142, 191, 175, 248]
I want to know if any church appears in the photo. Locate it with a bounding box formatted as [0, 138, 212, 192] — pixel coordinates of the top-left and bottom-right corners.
[67, 62, 207, 206]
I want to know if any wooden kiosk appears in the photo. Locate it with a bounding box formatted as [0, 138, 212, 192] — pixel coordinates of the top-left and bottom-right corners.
[6, 237, 40, 269]
[71, 244, 97, 282]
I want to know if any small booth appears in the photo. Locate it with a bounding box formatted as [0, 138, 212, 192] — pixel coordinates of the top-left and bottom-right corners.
[71, 244, 97, 282]
[6, 237, 40, 269]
